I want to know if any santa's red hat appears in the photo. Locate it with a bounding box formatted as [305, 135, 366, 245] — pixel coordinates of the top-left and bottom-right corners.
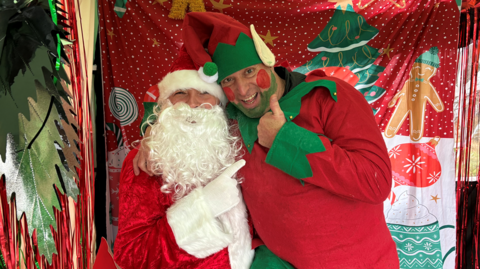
[158, 46, 227, 106]
[182, 12, 275, 84]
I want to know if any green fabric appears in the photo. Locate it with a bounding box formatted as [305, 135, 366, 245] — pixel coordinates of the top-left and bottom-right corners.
[295, 44, 380, 74]
[213, 32, 262, 83]
[140, 102, 157, 136]
[265, 121, 326, 179]
[307, 5, 378, 51]
[226, 104, 259, 152]
[227, 79, 337, 154]
[250, 245, 294, 269]
[114, 0, 127, 18]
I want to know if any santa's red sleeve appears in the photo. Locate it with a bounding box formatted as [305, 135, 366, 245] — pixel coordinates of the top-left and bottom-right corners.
[113, 149, 231, 269]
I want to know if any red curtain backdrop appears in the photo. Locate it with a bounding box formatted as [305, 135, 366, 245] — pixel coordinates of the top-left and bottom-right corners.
[98, 1, 459, 267]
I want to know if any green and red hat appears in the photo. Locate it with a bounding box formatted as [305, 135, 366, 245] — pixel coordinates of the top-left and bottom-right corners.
[182, 12, 276, 83]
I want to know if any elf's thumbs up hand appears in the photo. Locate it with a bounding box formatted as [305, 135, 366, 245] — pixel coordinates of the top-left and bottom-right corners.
[258, 95, 286, 148]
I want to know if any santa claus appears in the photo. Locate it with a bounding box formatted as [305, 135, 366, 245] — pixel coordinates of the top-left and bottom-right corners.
[113, 47, 254, 269]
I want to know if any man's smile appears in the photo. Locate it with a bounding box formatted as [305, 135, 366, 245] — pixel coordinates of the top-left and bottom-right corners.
[242, 93, 258, 104]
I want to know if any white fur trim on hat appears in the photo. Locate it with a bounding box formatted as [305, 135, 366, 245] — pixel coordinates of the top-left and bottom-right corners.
[198, 66, 219, 84]
[158, 70, 227, 107]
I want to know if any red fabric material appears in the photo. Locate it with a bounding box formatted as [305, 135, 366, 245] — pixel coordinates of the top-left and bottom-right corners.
[275, 60, 293, 72]
[239, 74, 399, 268]
[114, 149, 230, 269]
[169, 46, 198, 73]
[182, 12, 252, 68]
[93, 238, 118, 269]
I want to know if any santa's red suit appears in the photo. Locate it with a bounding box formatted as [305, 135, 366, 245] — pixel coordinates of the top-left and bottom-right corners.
[114, 149, 244, 269]
[114, 46, 253, 269]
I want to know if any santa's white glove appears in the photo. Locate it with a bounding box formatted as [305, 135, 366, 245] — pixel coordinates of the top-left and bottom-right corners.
[166, 159, 246, 258]
[203, 160, 245, 217]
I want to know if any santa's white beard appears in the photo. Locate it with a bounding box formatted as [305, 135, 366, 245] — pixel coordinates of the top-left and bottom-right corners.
[141, 102, 242, 200]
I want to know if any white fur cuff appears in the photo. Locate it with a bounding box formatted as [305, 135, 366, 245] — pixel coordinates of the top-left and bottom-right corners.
[166, 187, 233, 258]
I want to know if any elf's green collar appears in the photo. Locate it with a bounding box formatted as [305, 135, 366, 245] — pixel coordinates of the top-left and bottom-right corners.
[226, 79, 337, 153]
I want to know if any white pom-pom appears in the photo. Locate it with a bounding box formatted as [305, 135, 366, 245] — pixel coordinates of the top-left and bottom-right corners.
[198, 66, 219, 84]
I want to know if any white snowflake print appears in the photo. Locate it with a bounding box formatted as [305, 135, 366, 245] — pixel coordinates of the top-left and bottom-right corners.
[404, 155, 425, 173]
[405, 243, 414, 251]
[424, 242, 432, 251]
[389, 145, 402, 159]
[428, 171, 441, 183]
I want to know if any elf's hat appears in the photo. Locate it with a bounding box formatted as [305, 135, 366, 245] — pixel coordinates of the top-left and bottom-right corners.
[415, 47, 440, 68]
[182, 12, 275, 83]
[158, 46, 227, 106]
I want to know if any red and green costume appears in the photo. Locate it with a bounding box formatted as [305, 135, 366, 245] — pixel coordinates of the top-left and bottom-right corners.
[228, 67, 399, 268]
[147, 11, 400, 268]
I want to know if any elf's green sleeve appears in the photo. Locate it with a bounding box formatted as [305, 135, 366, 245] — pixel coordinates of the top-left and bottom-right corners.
[265, 121, 326, 180]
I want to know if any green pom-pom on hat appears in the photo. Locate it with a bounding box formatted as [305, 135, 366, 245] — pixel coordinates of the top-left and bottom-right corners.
[203, 62, 218, 76]
[198, 62, 219, 83]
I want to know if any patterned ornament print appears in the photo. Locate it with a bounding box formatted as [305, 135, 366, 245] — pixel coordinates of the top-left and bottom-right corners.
[106, 122, 124, 147]
[386, 192, 455, 269]
[294, 4, 386, 113]
[108, 87, 139, 126]
[106, 122, 130, 228]
[389, 137, 442, 188]
[306, 5, 378, 52]
[98, 0, 459, 254]
[385, 47, 444, 141]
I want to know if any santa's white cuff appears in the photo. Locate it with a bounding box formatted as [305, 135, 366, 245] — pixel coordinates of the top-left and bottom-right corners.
[166, 187, 233, 258]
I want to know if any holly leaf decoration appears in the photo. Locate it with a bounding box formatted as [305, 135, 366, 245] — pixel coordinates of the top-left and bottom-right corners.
[0, 0, 79, 264]
[0, 78, 80, 264]
[0, 2, 69, 97]
[0, 46, 71, 161]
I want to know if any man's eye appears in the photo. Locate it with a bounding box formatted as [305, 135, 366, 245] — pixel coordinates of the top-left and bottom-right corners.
[200, 91, 210, 95]
[174, 91, 186, 95]
[222, 78, 233, 85]
[246, 68, 254, 74]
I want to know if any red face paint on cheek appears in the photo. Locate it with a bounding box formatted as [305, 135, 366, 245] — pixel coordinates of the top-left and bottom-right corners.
[256, 69, 271, 89]
[223, 87, 235, 102]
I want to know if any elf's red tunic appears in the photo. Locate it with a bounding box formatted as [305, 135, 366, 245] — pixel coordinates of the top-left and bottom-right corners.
[239, 75, 399, 268]
[114, 149, 230, 269]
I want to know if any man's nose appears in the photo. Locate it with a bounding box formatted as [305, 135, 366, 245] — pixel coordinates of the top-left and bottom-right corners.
[186, 94, 200, 108]
[236, 81, 249, 96]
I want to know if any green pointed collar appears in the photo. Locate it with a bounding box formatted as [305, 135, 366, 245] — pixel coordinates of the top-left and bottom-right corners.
[226, 79, 337, 153]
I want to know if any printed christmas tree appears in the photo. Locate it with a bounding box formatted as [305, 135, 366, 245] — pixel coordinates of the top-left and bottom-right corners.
[295, 4, 386, 113]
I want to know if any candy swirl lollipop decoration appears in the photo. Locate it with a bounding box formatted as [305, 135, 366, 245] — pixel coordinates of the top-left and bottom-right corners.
[108, 87, 139, 126]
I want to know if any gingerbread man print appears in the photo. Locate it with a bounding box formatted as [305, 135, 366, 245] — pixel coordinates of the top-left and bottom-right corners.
[385, 47, 444, 141]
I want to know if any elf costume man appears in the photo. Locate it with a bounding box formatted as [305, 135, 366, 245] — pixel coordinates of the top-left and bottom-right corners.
[114, 47, 254, 269]
[180, 12, 399, 268]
